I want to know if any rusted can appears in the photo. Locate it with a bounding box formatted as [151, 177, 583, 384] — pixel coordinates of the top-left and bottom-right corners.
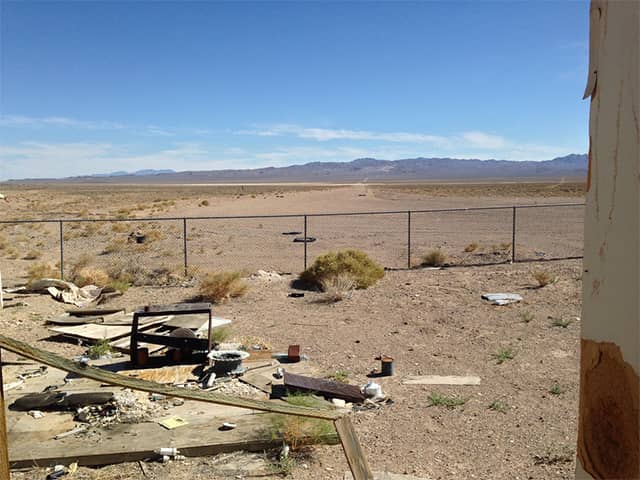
[381, 355, 394, 376]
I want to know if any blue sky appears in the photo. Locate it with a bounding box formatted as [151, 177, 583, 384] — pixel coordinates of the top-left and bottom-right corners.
[0, 1, 589, 180]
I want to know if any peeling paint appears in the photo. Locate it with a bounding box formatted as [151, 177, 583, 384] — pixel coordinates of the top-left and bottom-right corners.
[578, 340, 639, 479]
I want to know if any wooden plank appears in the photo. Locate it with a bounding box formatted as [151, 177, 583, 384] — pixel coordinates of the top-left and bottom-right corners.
[66, 308, 125, 316]
[0, 349, 10, 480]
[334, 416, 373, 480]
[402, 375, 481, 386]
[8, 412, 338, 468]
[119, 365, 199, 384]
[0, 335, 340, 421]
[164, 314, 231, 330]
[284, 372, 365, 403]
[49, 316, 169, 342]
[108, 326, 167, 354]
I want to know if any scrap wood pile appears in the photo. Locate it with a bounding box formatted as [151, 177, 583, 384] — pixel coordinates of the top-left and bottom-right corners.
[0, 303, 390, 476]
[46, 307, 230, 356]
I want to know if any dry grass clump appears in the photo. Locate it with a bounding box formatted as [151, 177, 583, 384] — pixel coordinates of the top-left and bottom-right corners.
[464, 242, 479, 253]
[320, 273, 355, 302]
[68, 256, 111, 287]
[533, 269, 557, 288]
[270, 394, 336, 451]
[102, 238, 126, 254]
[111, 223, 129, 233]
[421, 248, 447, 267]
[198, 271, 248, 303]
[26, 262, 60, 285]
[300, 249, 384, 289]
[73, 266, 111, 287]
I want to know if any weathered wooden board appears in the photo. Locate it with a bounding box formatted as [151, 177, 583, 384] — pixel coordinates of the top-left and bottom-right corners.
[284, 372, 365, 403]
[119, 365, 200, 384]
[108, 326, 167, 354]
[49, 317, 169, 342]
[0, 335, 341, 420]
[335, 416, 373, 480]
[344, 472, 430, 480]
[8, 412, 338, 468]
[0, 349, 10, 480]
[402, 375, 481, 386]
[164, 315, 231, 330]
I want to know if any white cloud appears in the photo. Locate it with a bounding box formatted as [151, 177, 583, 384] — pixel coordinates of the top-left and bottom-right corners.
[238, 124, 451, 145]
[462, 131, 508, 149]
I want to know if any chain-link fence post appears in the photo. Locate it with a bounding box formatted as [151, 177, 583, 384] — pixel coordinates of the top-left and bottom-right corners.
[59, 220, 64, 279]
[303, 215, 308, 271]
[511, 206, 517, 263]
[183, 218, 188, 277]
[407, 211, 412, 269]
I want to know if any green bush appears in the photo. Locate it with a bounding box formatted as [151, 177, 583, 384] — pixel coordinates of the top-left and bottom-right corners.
[300, 249, 384, 289]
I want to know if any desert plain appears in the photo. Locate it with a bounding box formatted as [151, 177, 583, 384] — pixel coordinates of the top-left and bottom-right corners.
[0, 181, 585, 480]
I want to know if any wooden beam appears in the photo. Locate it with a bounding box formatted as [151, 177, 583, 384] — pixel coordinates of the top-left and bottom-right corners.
[0, 335, 340, 421]
[0, 349, 10, 480]
[577, 1, 640, 478]
[334, 416, 373, 480]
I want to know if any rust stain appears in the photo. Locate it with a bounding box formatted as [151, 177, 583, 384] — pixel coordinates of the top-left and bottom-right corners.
[578, 340, 639, 479]
[598, 241, 606, 259]
[591, 279, 601, 297]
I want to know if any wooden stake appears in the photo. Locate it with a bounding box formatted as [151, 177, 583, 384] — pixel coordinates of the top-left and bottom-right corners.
[334, 416, 373, 480]
[577, 1, 640, 478]
[0, 349, 10, 480]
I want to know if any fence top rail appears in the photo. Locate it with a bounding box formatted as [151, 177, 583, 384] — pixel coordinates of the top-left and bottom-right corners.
[0, 202, 585, 224]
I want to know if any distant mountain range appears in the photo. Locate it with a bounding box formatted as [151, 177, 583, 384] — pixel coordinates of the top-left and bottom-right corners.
[8, 154, 587, 183]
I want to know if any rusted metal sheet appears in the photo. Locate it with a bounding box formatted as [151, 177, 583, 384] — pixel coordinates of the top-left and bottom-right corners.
[283, 372, 365, 403]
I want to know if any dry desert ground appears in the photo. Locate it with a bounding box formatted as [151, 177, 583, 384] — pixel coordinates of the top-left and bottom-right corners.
[0, 182, 585, 480]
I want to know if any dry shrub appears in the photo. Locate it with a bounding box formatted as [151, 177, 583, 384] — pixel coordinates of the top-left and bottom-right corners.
[198, 271, 248, 303]
[270, 394, 336, 450]
[73, 266, 111, 287]
[464, 242, 478, 253]
[300, 249, 384, 289]
[103, 238, 126, 254]
[320, 273, 355, 302]
[0, 235, 7, 250]
[111, 223, 129, 233]
[26, 262, 60, 284]
[422, 248, 447, 267]
[145, 229, 165, 242]
[533, 269, 556, 288]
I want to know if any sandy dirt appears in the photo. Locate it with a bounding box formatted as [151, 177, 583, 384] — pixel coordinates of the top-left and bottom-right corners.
[0, 183, 584, 479]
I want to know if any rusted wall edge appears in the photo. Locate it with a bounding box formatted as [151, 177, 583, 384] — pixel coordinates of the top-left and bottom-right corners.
[577, 339, 639, 479]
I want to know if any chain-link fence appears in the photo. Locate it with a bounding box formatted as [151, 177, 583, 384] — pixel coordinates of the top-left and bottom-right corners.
[0, 203, 584, 286]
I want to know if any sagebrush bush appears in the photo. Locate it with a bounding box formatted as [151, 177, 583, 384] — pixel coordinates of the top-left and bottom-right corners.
[73, 266, 111, 287]
[26, 262, 60, 285]
[320, 273, 356, 302]
[300, 249, 384, 289]
[198, 271, 248, 303]
[533, 269, 556, 288]
[421, 248, 447, 267]
[464, 242, 479, 253]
